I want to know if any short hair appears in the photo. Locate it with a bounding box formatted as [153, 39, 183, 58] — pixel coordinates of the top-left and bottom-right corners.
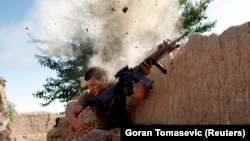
[84, 66, 108, 82]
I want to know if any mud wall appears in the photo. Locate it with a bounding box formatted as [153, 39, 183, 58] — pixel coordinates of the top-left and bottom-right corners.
[10, 112, 62, 141]
[130, 22, 250, 124]
[0, 77, 11, 141]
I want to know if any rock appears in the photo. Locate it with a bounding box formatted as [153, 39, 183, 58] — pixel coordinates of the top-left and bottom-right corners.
[46, 100, 96, 141]
[122, 7, 128, 13]
[47, 117, 72, 141]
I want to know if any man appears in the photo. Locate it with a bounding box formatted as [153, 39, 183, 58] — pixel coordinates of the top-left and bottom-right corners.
[67, 62, 152, 141]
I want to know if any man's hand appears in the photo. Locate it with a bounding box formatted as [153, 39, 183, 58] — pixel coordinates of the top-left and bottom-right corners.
[73, 121, 91, 137]
[157, 40, 179, 52]
[133, 61, 152, 100]
[140, 60, 153, 75]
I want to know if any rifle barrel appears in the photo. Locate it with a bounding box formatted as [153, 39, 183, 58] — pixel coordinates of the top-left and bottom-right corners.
[171, 31, 189, 45]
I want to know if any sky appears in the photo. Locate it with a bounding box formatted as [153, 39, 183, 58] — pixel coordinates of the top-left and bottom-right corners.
[0, 0, 250, 113]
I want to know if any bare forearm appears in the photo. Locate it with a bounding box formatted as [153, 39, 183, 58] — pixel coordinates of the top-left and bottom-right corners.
[67, 112, 79, 127]
[132, 83, 149, 100]
[66, 104, 84, 128]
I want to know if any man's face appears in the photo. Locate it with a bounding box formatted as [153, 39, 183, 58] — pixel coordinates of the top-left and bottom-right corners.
[86, 77, 107, 96]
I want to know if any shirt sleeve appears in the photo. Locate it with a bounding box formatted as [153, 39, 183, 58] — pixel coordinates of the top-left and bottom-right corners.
[77, 90, 92, 108]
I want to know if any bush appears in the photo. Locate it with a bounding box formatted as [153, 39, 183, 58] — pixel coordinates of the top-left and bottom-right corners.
[7, 101, 17, 123]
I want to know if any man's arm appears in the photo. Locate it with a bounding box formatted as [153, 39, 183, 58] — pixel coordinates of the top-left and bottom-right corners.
[66, 102, 91, 137]
[131, 83, 149, 100]
[66, 103, 84, 128]
[131, 61, 152, 100]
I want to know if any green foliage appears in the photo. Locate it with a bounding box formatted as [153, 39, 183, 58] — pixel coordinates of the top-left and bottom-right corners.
[178, 0, 216, 34]
[7, 101, 17, 123]
[32, 38, 95, 106]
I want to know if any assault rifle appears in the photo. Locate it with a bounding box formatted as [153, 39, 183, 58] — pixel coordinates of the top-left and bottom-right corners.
[90, 32, 189, 108]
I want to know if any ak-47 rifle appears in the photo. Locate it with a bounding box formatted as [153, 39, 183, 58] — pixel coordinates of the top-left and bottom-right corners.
[89, 32, 190, 108]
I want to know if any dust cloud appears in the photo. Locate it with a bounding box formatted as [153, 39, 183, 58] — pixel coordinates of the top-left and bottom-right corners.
[33, 0, 181, 79]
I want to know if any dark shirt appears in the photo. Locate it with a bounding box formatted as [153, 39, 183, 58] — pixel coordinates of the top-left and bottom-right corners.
[77, 86, 129, 130]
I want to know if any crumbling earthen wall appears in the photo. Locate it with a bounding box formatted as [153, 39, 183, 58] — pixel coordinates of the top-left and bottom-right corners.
[129, 22, 250, 124]
[10, 112, 62, 141]
[0, 77, 11, 141]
